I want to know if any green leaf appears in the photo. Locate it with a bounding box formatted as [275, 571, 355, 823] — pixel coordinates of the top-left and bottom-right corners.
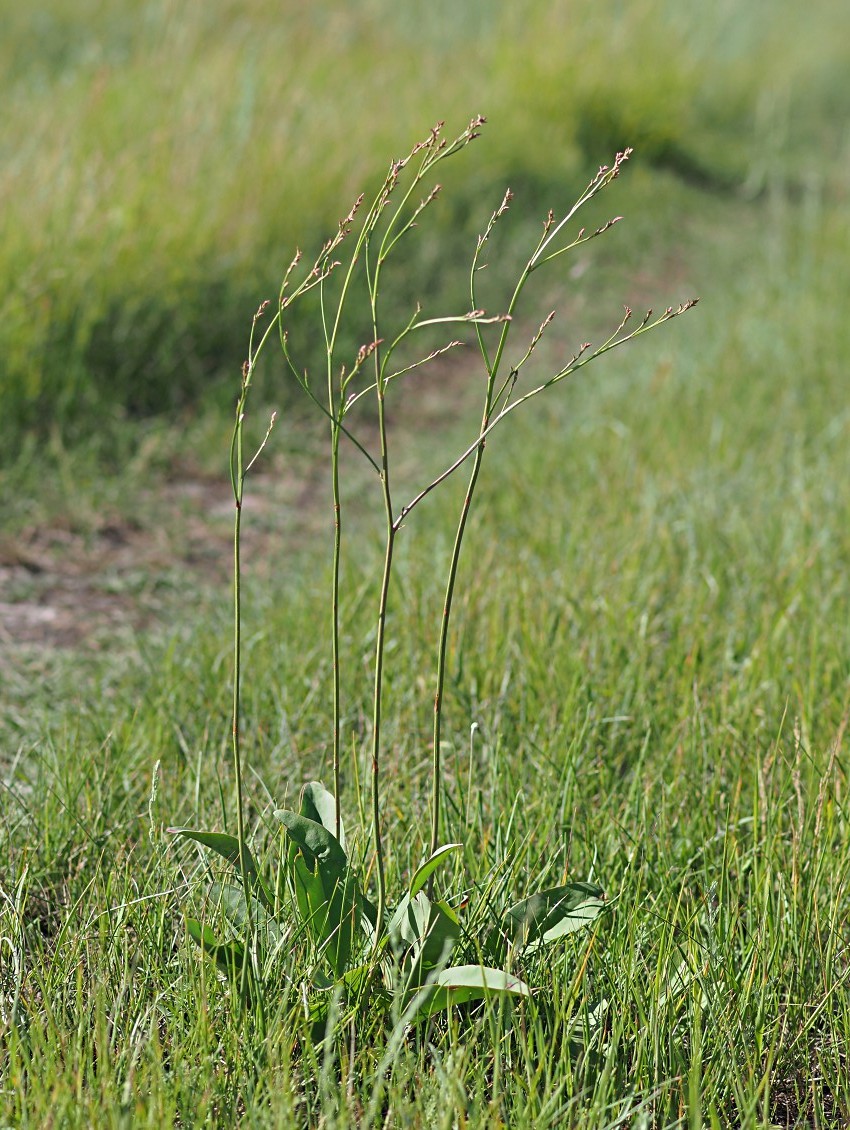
[435, 965, 532, 994]
[291, 854, 334, 944]
[186, 917, 217, 948]
[403, 893, 459, 962]
[274, 809, 361, 977]
[299, 781, 346, 855]
[503, 881, 606, 951]
[387, 891, 460, 989]
[173, 828, 245, 868]
[185, 917, 247, 982]
[409, 843, 463, 899]
[326, 877, 365, 978]
[208, 882, 283, 949]
[306, 963, 390, 1042]
[360, 890, 379, 930]
[433, 899, 460, 925]
[171, 828, 275, 912]
[412, 964, 531, 1022]
[274, 810, 348, 871]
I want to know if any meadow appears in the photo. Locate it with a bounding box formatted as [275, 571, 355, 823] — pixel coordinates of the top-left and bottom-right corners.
[2, 1, 850, 1126]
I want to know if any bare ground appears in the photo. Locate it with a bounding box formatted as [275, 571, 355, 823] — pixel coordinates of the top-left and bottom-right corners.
[0, 469, 318, 655]
[0, 352, 482, 666]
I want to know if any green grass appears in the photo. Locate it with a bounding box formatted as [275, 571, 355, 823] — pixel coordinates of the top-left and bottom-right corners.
[3, 0, 850, 1126]
[2, 0, 849, 446]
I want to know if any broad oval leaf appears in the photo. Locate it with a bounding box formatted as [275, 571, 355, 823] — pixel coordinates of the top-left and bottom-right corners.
[274, 810, 348, 872]
[299, 781, 347, 855]
[412, 964, 531, 1023]
[388, 891, 460, 985]
[171, 828, 248, 871]
[434, 965, 532, 995]
[185, 917, 247, 981]
[503, 881, 606, 952]
[386, 893, 413, 947]
[171, 828, 274, 912]
[186, 917, 220, 949]
[409, 843, 463, 899]
[273, 810, 361, 977]
[208, 882, 283, 949]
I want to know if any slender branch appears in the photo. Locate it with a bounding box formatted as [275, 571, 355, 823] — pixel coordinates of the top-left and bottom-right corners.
[427, 302, 698, 869]
[529, 148, 633, 271]
[401, 302, 697, 527]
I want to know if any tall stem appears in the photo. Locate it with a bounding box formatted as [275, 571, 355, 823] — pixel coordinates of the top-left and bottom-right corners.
[321, 223, 373, 842]
[369, 358, 394, 948]
[232, 473, 247, 871]
[228, 306, 279, 1026]
[327, 334, 343, 841]
[231, 406, 257, 1014]
[330, 430, 342, 840]
[366, 229, 395, 948]
[431, 414, 489, 859]
[428, 228, 526, 858]
[370, 520, 393, 948]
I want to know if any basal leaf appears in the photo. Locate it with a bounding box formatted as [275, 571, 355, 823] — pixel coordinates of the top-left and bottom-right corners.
[291, 850, 332, 931]
[412, 964, 531, 1022]
[186, 917, 219, 949]
[434, 964, 532, 994]
[208, 882, 283, 949]
[173, 828, 245, 869]
[323, 869, 362, 977]
[433, 899, 460, 925]
[388, 891, 460, 989]
[409, 894, 459, 969]
[360, 890, 378, 930]
[409, 843, 463, 899]
[171, 828, 275, 912]
[274, 810, 348, 872]
[299, 781, 347, 855]
[275, 809, 361, 977]
[503, 881, 606, 951]
[386, 893, 413, 947]
[185, 917, 247, 982]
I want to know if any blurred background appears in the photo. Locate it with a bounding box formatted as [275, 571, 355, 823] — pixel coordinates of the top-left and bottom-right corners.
[2, 0, 848, 454]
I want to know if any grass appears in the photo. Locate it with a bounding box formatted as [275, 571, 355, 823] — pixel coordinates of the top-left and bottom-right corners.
[2, 0, 849, 445]
[2, 0, 850, 1126]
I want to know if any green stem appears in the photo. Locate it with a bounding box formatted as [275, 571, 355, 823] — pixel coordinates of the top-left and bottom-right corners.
[367, 235, 394, 951]
[368, 344, 394, 949]
[320, 214, 381, 839]
[427, 167, 653, 861]
[231, 411, 257, 1017]
[430, 417, 488, 862]
[323, 277, 344, 843]
[370, 519, 393, 950]
[428, 224, 527, 860]
[228, 305, 280, 1032]
[330, 425, 342, 842]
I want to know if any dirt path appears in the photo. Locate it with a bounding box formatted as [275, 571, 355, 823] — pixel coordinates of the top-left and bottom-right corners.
[0, 468, 320, 656]
[1, 351, 485, 665]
